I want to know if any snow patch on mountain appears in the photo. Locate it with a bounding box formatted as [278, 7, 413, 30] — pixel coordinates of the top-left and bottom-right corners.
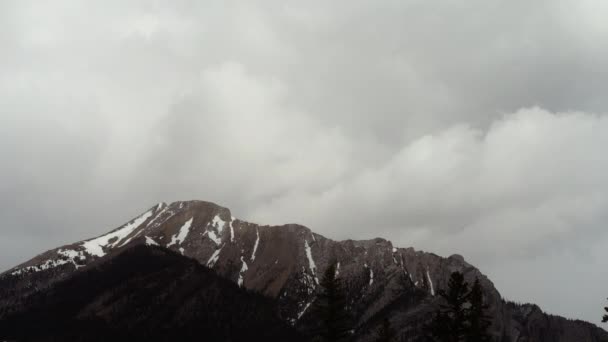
[426, 269, 435, 296]
[251, 228, 260, 262]
[145, 236, 159, 246]
[212, 215, 226, 234]
[117, 230, 144, 247]
[363, 262, 374, 285]
[167, 218, 193, 247]
[11, 259, 70, 276]
[297, 301, 312, 320]
[301, 268, 318, 294]
[57, 249, 80, 260]
[207, 230, 221, 245]
[58, 249, 86, 268]
[304, 240, 319, 285]
[147, 206, 169, 228]
[230, 217, 236, 242]
[238, 256, 248, 287]
[10, 248, 86, 275]
[207, 247, 223, 267]
[82, 209, 154, 257]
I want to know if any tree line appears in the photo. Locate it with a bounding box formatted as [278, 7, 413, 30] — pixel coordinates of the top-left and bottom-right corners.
[309, 261, 491, 342]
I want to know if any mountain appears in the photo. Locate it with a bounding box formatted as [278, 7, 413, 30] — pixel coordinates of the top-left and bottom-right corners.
[1, 200, 606, 341]
[0, 244, 302, 342]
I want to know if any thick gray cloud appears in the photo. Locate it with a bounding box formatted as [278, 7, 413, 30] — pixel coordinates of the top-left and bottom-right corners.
[1, 0, 608, 326]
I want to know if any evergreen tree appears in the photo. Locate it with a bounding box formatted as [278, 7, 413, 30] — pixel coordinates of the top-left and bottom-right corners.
[465, 278, 491, 342]
[376, 318, 396, 342]
[603, 298, 608, 323]
[425, 272, 469, 342]
[313, 261, 352, 342]
[426, 310, 452, 342]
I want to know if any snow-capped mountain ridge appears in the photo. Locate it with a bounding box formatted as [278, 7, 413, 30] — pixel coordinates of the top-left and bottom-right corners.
[2, 200, 606, 342]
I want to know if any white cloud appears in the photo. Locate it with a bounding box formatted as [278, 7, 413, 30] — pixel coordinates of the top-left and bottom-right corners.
[141, 61, 354, 204]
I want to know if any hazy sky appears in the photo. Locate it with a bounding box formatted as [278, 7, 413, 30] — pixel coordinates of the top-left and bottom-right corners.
[1, 0, 608, 326]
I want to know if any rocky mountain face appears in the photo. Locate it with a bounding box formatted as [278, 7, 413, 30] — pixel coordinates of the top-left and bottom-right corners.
[1, 200, 606, 341]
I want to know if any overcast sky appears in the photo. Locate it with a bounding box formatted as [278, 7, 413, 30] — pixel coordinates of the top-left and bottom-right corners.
[1, 0, 608, 326]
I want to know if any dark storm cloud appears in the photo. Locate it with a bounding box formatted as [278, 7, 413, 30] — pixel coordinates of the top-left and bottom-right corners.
[1, 0, 608, 325]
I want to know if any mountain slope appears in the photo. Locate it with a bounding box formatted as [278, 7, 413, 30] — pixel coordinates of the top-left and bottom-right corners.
[2, 200, 606, 341]
[0, 244, 302, 342]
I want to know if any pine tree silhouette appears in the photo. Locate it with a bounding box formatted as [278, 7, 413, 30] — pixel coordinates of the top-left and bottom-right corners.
[465, 278, 491, 342]
[426, 271, 469, 342]
[603, 298, 608, 323]
[376, 318, 396, 342]
[426, 310, 452, 342]
[313, 261, 352, 342]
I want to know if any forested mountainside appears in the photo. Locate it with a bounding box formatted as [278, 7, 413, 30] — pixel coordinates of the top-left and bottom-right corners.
[0, 245, 302, 342]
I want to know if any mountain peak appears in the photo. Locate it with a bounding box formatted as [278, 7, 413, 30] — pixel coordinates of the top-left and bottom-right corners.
[2, 199, 606, 341]
[165, 200, 232, 218]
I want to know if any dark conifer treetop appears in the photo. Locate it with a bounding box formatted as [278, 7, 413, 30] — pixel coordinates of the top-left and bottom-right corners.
[426, 272, 492, 342]
[312, 261, 353, 342]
